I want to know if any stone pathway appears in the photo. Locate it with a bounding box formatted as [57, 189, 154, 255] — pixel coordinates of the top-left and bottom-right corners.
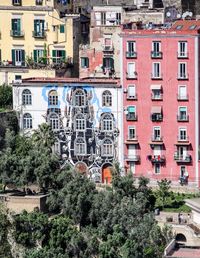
[169, 247, 200, 257]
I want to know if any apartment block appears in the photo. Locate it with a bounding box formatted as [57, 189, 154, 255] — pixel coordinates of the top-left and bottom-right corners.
[12, 77, 123, 184]
[121, 20, 200, 188]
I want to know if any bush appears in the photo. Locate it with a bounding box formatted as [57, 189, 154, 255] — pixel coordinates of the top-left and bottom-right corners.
[0, 84, 12, 109]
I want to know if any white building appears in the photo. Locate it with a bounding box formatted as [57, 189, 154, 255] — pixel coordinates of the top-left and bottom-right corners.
[13, 77, 123, 183]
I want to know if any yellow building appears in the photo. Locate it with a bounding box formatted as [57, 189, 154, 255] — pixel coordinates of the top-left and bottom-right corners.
[0, 0, 81, 84]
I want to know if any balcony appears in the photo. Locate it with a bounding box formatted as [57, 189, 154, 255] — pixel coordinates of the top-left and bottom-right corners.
[126, 72, 137, 80]
[150, 155, 165, 163]
[151, 114, 163, 122]
[177, 73, 188, 80]
[125, 154, 140, 162]
[151, 93, 163, 101]
[177, 52, 188, 59]
[177, 115, 189, 122]
[151, 73, 163, 80]
[151, 136, 163, 142]
[174, 154, 192, 163]
[125, 135, 138, 144]
[102, 45, 114, 53]
[126, 113, 137, 121]
[126, 51, 137, 58]
[127, 93, 137, 100]
[151, 51, 163, 59]
[176, 136, 190, 146]
[177, 94, 189, 101]
[10, 30, 24, 37]
[32, 31, 46, 38]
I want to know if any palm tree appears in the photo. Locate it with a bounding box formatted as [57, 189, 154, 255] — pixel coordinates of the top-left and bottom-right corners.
[32, 123, 55, 149]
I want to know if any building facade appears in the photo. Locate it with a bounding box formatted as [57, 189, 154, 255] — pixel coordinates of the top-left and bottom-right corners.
[79, 5, 164, 79]
[0, 0, 84, 79]
[121, 20, 200, 188]
[13, 77, 123, 183]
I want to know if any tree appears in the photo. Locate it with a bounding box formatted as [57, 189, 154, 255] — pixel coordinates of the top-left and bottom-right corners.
[156, 179, 171, 208]
[32, 123, 55, 149]
[0, 84, 12, 109]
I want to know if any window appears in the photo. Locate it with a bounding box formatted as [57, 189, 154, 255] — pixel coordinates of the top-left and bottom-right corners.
[152, 63, 161, 78]
[33, 49, 44, 63]
[126, 41, 136, 58]
[152, 89, 162, 100]
[178, 63, 187, 79]
[75, 138, 86, 155]
[75, 114, 86, 131]
[49, 113, 59, 130]
[81, 57, 89, 68]
[103, 57, 114, 69]
[11, 18, 23, 37]
[153, 127, 161, 141]
[152, 41, 162, 58]
[103, 38, 113, 51]
[180, 166, 186, 177]
[52, 50, 66, 63]
[73, 89, 86, 107]
[127, 62, 136, 78]
[127, 85, 136, 99]
[33, 20, 45, 37]
[102, 139, 113, 156]
[11, 49, 25, 66]
[60, 24, 65, 33]
[178, 41, 187, 58]
[101, 12, 106, 25]
[101, 113, 113, 131]
[178, 107, 188, 121]
[128, 126, 136, 140]
[176, 25, 183, 30]
[155, 163, 160, 174]
[48, 90, 58, 106]
[15, 75, 22, 81]
[102, 90, 112, 106]
[178, 85, 187, 100]
[116, 13, 121, 25]
[36, 0, 43, 5]
[22, 89, 32, 105]
[151, 106, 162, 121]
[179, 127, 187, 141]
[126, 106, 136, 121]
[129, 162, 135, 174]
[23, 113, 32, 129]
[12, 0, 21, 6]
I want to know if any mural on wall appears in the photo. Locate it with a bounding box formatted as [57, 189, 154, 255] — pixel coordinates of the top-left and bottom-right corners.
[42, 84, 119, 183]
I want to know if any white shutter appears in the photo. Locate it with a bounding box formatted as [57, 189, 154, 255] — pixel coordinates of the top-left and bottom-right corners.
[179, 86, 187, 98]
[128, 63, 135, 77]
[128, 85, 135, 97]
[128, 145, 136, 157]
[153, 146, 161, 155]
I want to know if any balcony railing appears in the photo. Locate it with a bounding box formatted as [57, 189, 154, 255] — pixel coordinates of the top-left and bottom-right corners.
[126, 113, 137, 121]
[102, 45, 114, 52]
[126, 72, 137, 79]
[177, 52, 188, 59]
[10, 30, 24, 37]
[32, 31, 46, 38]
[177, 115, 189, 122]
[151, 114, 163, 122]
[151, 93, 163, 100]
[127, 93, 137, 100]
[125, 135, 138, 144]
[174, 154, 192, 163]
[151, 73, 163, 80]
[126, 51, 137, 58]
[177, 73, 188, 80]
[151, 51, 163, 59]
[177, 136, 189, 142]
[177, 94, 189, 101]
[151, 136, 163, 142]
[150, 155, 165, 163]
[125, 154, 140, 162]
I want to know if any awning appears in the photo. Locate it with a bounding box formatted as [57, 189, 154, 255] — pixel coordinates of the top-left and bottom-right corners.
[175, 142, 191, 146]
[150, 85, 162, 90]
[151, 106, 162, 113]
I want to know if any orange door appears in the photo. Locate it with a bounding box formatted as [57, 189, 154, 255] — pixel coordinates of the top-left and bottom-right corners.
[102, 166, 112, 184]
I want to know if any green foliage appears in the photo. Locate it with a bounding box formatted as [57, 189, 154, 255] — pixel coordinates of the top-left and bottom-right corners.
[156, 179, 171, 208]
[0, 84, 12, 109]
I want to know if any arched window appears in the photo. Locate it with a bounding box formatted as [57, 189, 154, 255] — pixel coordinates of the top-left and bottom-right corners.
[73, 89, 85, 107]
[23, 113, 32, 129]
[75, 113, 86, 131]
[74, 138, 86, 155]
[48, 90, 58, 106]
[102, 90, 112, 107]
[101, 113, 113, 131]
[49, 113, 59, 130]
[102, 139, 113, 156]
[22, 89, 32, 105]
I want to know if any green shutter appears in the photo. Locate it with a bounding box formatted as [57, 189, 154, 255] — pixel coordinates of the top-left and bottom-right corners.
[60, 25, 65, 33]
[61, 50, 66, 61]
[103, 58, 106, 67]
[86, 58, 89, 67]
[0, 50, 2, 64]
[17, 19, 21, 31]
[33, 50, 37, 62]
[21, 50, 25, 65]
[110, 58, 114, 68]
[34, 20, 37, 31]
[12, 49, 15, 65]
[52, 50, 56, 63]
[11, 19, 14, 31]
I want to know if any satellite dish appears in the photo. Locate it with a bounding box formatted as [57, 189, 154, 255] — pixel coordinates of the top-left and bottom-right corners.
[182, 11, 193, 18]
[166, 11, 171, 17]
[177, 14, 181, 19]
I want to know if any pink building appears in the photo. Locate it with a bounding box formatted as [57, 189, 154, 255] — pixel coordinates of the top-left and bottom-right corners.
[121, 20, 200, 188]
